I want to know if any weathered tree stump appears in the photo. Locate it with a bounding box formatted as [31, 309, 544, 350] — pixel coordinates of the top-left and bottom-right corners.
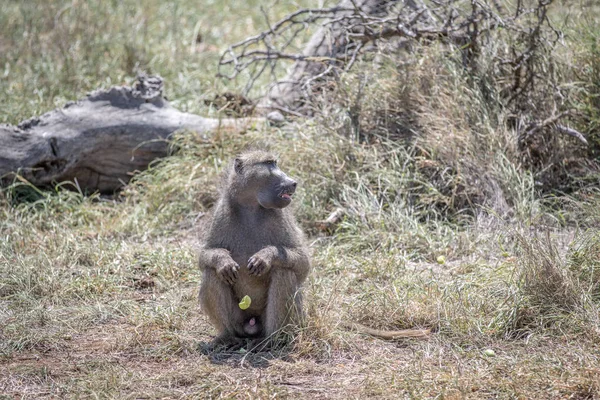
[0, 75, 258, 193]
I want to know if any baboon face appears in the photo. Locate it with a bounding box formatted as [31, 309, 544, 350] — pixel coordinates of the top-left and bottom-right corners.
[234, 152, 297, 209]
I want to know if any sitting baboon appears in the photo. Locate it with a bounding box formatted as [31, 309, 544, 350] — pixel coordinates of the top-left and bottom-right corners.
[198, 150, 310, 347]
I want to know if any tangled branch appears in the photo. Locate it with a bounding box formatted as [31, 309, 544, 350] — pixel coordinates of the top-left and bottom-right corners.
[217, 0, 585, 144]
[218, 0, 506, 94]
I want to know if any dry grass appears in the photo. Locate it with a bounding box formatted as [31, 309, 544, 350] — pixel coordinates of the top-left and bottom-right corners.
[2, 126, 599, 398]
[2, 0, 600, 399]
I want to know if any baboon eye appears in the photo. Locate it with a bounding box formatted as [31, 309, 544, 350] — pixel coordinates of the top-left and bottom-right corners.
[264, 160, 277, 167]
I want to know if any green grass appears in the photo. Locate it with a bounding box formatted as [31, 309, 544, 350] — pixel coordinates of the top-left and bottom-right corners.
[0, 0, 317, 124]
[2, 0, 600, 398]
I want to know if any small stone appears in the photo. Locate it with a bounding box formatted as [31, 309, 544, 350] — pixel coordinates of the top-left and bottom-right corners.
[267, 111, 285, 125]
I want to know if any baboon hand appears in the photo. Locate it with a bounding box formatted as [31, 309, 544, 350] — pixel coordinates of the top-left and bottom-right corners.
[247, 248, 274, 276]
[216, 260, 240, 285]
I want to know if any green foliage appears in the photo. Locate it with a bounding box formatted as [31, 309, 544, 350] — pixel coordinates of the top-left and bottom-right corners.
[569, 231, 600, 301]
[576, 27, 600, 158]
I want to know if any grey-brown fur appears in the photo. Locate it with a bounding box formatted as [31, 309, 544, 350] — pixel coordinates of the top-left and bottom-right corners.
[198, 150, 310, 346]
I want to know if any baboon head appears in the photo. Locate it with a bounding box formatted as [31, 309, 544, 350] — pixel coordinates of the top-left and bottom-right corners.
[231, 150, 297, 209]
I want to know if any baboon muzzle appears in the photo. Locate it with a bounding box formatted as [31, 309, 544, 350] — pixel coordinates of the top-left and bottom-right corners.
[279, 179, 297, 200]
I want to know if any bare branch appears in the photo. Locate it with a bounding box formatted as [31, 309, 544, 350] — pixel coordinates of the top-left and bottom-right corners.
[522, 110, 588, 146]
[555, 125, 588, 146]
[216, 0, 577, 165]
[217, 0, 556, 114]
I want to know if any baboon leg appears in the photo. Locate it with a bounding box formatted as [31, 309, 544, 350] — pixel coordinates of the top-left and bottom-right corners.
[264, 268, 302, 337]
[199, 269, 245, 339]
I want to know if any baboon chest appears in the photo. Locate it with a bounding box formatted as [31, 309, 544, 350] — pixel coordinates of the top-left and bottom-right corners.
[226, 211, 287, 262]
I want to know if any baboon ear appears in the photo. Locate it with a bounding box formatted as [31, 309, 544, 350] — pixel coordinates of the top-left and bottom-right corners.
[234, 158, 244, 174]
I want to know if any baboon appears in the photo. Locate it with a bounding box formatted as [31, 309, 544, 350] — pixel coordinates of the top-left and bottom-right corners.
[198, 150, 310, 347]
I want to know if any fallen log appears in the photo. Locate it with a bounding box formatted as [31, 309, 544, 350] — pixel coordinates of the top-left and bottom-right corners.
[0, 75, 259, 193]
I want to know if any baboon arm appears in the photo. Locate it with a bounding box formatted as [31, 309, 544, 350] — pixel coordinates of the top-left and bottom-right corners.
[198, 248, 235, 271]
[262, 245, 310, 282]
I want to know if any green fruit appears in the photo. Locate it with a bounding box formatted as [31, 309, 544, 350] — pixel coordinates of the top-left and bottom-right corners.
[239, 295, 251, 310]
[483, 349, 496, 357]
[436, 256, 446, 265]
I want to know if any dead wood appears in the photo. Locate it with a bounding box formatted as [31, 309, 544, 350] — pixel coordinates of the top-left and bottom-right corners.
[218, 0, 473, 114]
[343, 322, 431, 340]
[0, 75, 259, 193]
[218, 0, 586, 146]
[316, 208, 346, 233]
[219, 0, 403, 114]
